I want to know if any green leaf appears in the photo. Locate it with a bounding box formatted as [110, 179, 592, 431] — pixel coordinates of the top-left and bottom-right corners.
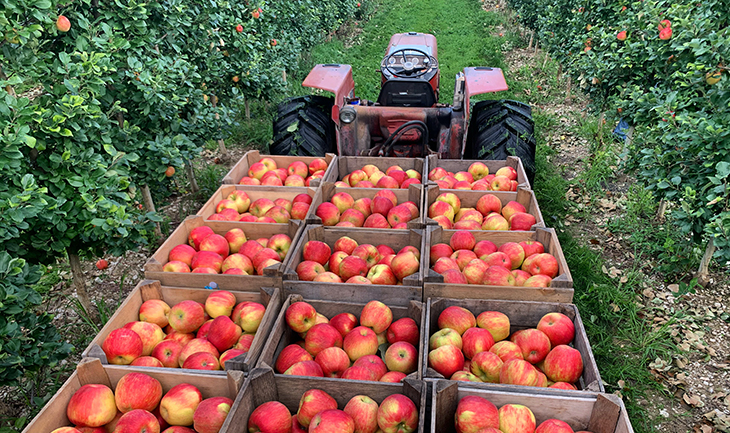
[717, 162, 730, 179]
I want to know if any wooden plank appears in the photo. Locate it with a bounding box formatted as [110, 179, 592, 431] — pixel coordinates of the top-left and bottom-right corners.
[82, 282, 284, 374]
[432, 155, 530, 189]
[430, 383, 634, 433]
[322, 156, 427, 184]
[423, 185, 543, 231]
[257, 295, 425, 381]
[423, 225, 573, 302]
[306, 182, 426, 229]
[197, 185, 318, 223]
[23, 359, 241, 433]
[145, 215, 303, 288]
[588, 394, 622, 433]
[227, 366, 426, 432]
[281, 225, 425, 299]
[422, 297, 603, 392]
[222, 150, 337, 187]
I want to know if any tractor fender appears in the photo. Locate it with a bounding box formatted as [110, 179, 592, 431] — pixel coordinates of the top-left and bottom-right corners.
[302, 64, 355, 125]
[462, 67, 508, 119]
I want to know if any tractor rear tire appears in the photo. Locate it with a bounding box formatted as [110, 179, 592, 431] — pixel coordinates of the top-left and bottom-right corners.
[270, 95, 336, 157]
[464, 100, 536, 185]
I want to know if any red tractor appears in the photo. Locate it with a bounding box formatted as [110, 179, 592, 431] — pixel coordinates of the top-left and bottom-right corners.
[270, 32, 536, 182]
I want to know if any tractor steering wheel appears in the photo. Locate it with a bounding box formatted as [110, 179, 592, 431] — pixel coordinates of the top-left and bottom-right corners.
[382, 48, 436, 78]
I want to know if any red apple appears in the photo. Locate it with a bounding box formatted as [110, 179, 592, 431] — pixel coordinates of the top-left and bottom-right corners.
[360, 300, 393, 334]
[296, 260, 326, 281]
[433, 257, 460, 274]
[463, 259, 488, 285]
[102, 328, 143, 365]
[470, 350, 504, 383]
[314, 346, 351, 377]
[537, 313, 575, 347]
[303, 240, 332, 265]
[353, 355, 388, 379]
[455, 395, 499, 433]
[476, 311, 510, 342]
[169, 245, 196, 267]
[437, 306, 476, 335]
[275, 344, 313, 373]
[182, 352, 221, 370]
[430, 243, 454, 265]
[483, 265, 516, 286]
[428, 344, 464, 378]
[390, 251, 419, 281]
[151, 340, 183, 368]
[304, 323, 343, 357]
[386, 317, 420, 346]
[449, 231, 476, 251]
[124, 321, 165, 357]
[376, 394, 418, 433]
[462, 327, 495, 359]
[139, 299, 170, 329]
[489, 340, 524, 362]
[542, 345, 583, 383]
[509, 212, 537, 231]
[188, 226, 214, 249]
[330, 312, 358, 337]
[344, 395, 379, 433]
[283, 360, 324, 377]
[384, 341, 418, 374]
[114, 409, 159, 433]
[499, 404, 536, 433]
[247, 401, 291, 433]
[442, 269, 468, 284]
[159, 383, 203, 426]
[67, 384, 117, 427]
[297, 389, 338, 428]
[309, 410, 355, 433]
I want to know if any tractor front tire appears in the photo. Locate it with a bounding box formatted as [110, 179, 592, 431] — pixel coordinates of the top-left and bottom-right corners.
[464, 100, 536, 185]
[270, 95, 336, 157]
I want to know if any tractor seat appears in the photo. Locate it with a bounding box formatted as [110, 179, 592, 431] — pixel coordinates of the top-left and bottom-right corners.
[377, 79, 437, 107]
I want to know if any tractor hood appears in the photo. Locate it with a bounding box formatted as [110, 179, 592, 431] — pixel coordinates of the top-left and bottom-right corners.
[386, 32, 438, 59]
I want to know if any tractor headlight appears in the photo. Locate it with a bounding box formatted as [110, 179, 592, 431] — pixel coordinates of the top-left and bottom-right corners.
[339, 106, 357, 124]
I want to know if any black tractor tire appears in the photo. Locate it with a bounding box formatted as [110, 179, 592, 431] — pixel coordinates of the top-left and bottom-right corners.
[270, 95, 336, 157]
[464, 99, 537, 185]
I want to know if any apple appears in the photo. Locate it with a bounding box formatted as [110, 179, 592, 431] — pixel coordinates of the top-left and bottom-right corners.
[482, 213, 509, 230]
[285, 301, 317, 334]
[159, 383, 203, 426]
[238, 240, 264, 260]
[341, 325, 378, 361]
[429, 327, 462, 351]
[455, 395, 499, 433]
[363, 213, 390, 228]
[139, 299, 170, 329]
[341, 365, 380, 381]
[296, 260, 326, 281]
[384, 341, 418, 374]
[470, 350, 504, 383]
[334, 237, 359, 255]
[534, 419, 575, 433]
[352, 355, 388, 379]
[190, 251, 223, 273]
[168, 301, 206, 334]
[386, 317, 419, 346]
[202, 290, 235, 319]
[123, 321, 165, 357]
[441, 269, 468, 284]
[370, 196, 394, 216]
[151, 340, 183, 368]
[450, 250, 478, 271]
[114, 409, 159, 433]
[548, 382, 577, 390]
[500, 358, 542, 386]
[352, 198, 372, 218]
[291, 202, 311, 220]
[437, 306, 476, 335]
[461, 327, 495, 359]
[191, 397, 231, 433]
[284, 175, 305, 187]
[428, 344, 464, 378]
[169, 245, 196, 267]
[376, 394, 418, 433]
[178, 339, 219, 367]
[542, 345, 583, 383]
[339, 255, 369, 280]
[473, 312, 509, 343]
[433, 257, 460, 274]
[182, 352, 220, 370]
[344, 395, 379, 433]
[130, 356, 164, 368]
[221, 254, 253, 275]
[428, 200, 455, 222]
[66, 384, 117, 427]
[305, 323, 343, 356]
[102, 328, 143, 365]
[332, 192, 355, 213]
[537, 313, 575, 347]
[463, 259, 488, 285]
[390, 251, 419, 281]
[219, 349, 247, 368]
[247, 401, 291, 433]
[303, 240, 332, 265]
[309, 410, 355, 433]
[284, 360, 324, 377]
[188, 226, 214, 249]
[309, 158, 328, 174]
[297, 389, 338, 428]
[359, 300, 393, 334]
[314, 346, 351, 377]
[499, 404, 536, 433]
[483, 265, 516, 286]
[490, 175, 511, 191]
[489, 341, 524, 362]
[429, 167, 447, 180]
[199, 234, 229, 258]
[275, 344, 313, 373]
[522, 253, 559, 278]
[239, 177, 260, 185]
[206, 316, 243, 352]
[316, 202, 341, 226]
[313, 272, 342, 283]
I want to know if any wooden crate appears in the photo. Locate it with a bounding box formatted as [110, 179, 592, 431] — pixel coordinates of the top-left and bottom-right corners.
[306, 182, 425, 229]
[257, 294, 425, 381]
[424, 226, 573, 303]
[197, 185, 318, 222]
[422, 297, 602, 392]
[281, 225, 426, 302]
[221, 150, 337, 186]
[82, 280, 282, 374]
[321, 156, 429, 184]
[424, 185, 544, 231]
[431, 381, 634, 433]
[145, 215, 304, 289]
[222, 367, 427, 433]
[430, 156, 531, 189]
[22, 358, 244, 433]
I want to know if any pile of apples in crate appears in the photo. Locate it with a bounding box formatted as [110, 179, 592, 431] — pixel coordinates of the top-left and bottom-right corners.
[239, 157, 329, 187]
[276, 301, 419, 381]
[336, 164, 422, 189]
[455, 395, 593, 433]
[164, 226, 291, 275]
[248, 389, 418, 433]
[295, 239, 420, 284]
[431, 231, 557, 287]
[209, 191, 313, 223]
[101, 290, 265, 371]
[315, 190, 419, 228]
[53, 373, 231, 433]
[429, 192, 536, 231]
[429, 306, 583, 389]
[429, 163, 519, 191]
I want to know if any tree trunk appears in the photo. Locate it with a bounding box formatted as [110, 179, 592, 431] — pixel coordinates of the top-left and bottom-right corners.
[211, 97, 228, 155]
[534, 40, 539, 55]
[141, 184, 163, 238]
[67, 250, 96, 320]
[528, 32, 533, 49]
[697, 239, 715, 285]
[621, 126, 635, 164]
[186, 161, 199, 193]
[245, 98, 251, 120]
[566, 76, 572, 100]
[557, 64, 562, 82]
[542, 54, 549, 69]
[598, 111, 605, 138]
[656, 199, 667, 221]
